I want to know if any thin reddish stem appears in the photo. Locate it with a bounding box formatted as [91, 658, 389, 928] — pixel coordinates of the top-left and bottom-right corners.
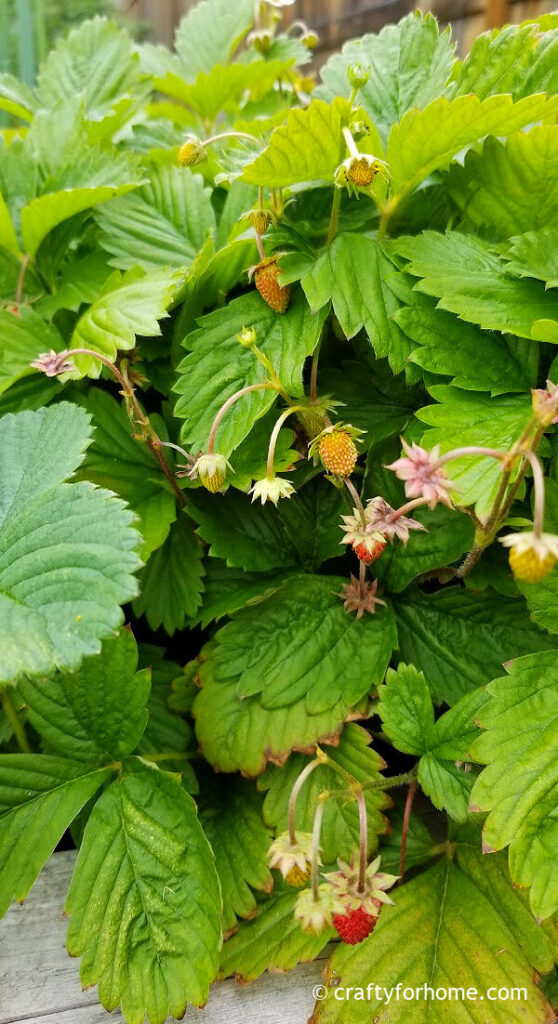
[399, 780, 417, 880]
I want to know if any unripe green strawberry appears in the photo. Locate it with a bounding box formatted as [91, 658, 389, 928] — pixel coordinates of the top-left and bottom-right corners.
[253, 257, 290, 313]
[347, 157, 377, 188]
[509, 545, 556, 582]
[250, 209, 273, 235]
[286, 864, 311, 888]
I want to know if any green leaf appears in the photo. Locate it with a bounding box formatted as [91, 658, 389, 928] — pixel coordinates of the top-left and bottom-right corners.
[395, 230, 558, 344]
[387, 93, 558, 204]
[518, 566, 558, 634]
[36, 253, 111, 318]
[158, 59, 293, 122]
[203, 573, 397, 713]
[77, 389, 176, 559]
[18, 631, 149, 763]
[36, 17, 141, 118]
[175, 291, 326, 457]
[219, 882, 332, 982]
[0, 306, 64, 397]
[396, 305, 535, 394]
[0, 754, 112, 918]
[504, 227, 558, 289]
[301, 235, 415, 376]
[242, 98, 353, 187]
[96, 166, 215, 272]
[0, 72, 37, 121]
[21, 179, 141, 257]
[392, 586, 556, 705]
[320, 357, 416, 448]
[0, 403, 141, 685]
[187, 475, 345, 573]
[174, 0, 254, 80]
[70, 267, 183, 378]
[416, 384, 532, 514]
[378, 665, 487, 820]
[192, 560, 294, 628]
[446, 128, 558, 238]
[66, 763, 222, 1022]
[470, 650, 558, 919]
[133, 511, 205, 634]
[452, 24, 540, 99]
[316, 12, 455, 147]
[374, 498, 474, 593]
[199, 775, 273, 934]
[259, 724, 389, 863]
[135, 653, 197, 791]
[194, 647, 369, 777]
[312, 841, 558, 1024]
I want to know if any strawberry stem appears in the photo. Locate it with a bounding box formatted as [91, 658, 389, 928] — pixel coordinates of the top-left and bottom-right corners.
[266, 405, 304, 478]
[399, 780, 418, 881]
[207, 382, 279, 454]
[311, 796, 327, 901]
[287, 755, 326, 844]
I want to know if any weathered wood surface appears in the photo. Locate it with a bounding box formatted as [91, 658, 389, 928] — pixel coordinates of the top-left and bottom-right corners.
[0, 851, 325, 1024]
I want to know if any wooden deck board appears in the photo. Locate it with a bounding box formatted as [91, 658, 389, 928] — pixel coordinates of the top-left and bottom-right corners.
[0, 851, 324, 1024]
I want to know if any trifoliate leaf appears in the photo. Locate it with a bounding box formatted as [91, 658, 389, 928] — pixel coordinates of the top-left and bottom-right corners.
[395, 230, 558, 344]
[503, 227, 558, 289]
[386, 92, 558, 205]
[242, 98, 353, 187]
[446, 127, 558, 238]
[96, 166, 215, 272]
[392, 586, 557, 705]
[259, 724, 389, 863]
[470, 650, 558, 919]
[36, 17, 141, 118]
[416, 385, 532, 514]
[301, 234, 416, 376]
[36, 253, 111, 318]
[0, 754, 112, 918]
[0, 403, 141, 685]
[76, 389, 176, 560]
[174, 0, 254, 80]
[192, 560, 295, 628]
[316, 11, 455, 146]
[205, 573, 397, 714]
[66, 763, 222, 1022]
[194, 649, 369, 776]
[219, 882, 332, 982]
[175, 291, 326, 457]
[18, 631, 149, 763]
[133, 511, 205, 635]
[395, 305, 535, 394]
[158, 59, 293, 122]
[378, 665, 487, 820]
[199, 775, 273, 934]
[452, 24, 540, 99]
[312, 839, 558, 1024]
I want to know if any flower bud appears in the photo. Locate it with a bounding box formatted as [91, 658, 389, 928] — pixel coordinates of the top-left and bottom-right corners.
[237, 326, 257, 348]
[301, 29, 319, 49]
[178, 136, 206, 167]
[347, 62, 371, 90]
[249, 208, 273, 235]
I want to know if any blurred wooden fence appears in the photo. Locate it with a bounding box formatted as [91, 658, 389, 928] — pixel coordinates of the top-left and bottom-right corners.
[129, 0, 556, 55]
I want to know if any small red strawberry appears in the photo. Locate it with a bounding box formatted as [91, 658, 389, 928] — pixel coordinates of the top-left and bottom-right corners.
[333, 901, 381, 945]
[252, 257, 291, 313]
[354, 538, 386, 564]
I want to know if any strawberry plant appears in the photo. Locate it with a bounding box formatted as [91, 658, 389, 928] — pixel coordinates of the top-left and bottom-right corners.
[2, 2, 558, 1022]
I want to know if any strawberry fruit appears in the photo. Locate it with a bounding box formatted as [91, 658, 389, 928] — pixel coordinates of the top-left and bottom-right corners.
[253, 257, 290, 313]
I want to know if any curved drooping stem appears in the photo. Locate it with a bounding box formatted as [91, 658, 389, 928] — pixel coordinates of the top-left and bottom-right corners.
[287, 756, 324, 844]
[389, 496, 429, 520]
[311, 797, 326, 901]
[342, 125, 360, 160]
[522, 449, 546, 537]
[399, 780, 417, 880]
[437, 446, 505, 466]
[208, 382, 280, 454]
[356, 786, 368, 895]
[204, 130, 261, 147]
[266, 405, 304, 478]
[344, 476, 366, 527]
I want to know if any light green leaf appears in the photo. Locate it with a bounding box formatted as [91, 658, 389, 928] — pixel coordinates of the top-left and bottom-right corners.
[200, 775, 273, 934]
[77, 389, 176, 559]
[0, 755, 112, 918]
[378, 666, 487, 820]
[192, 561, 294, 628]
[187, 475, 345, 573]
[21, 182, 141, 257]
[66, 763, 221, 1022]
[312, 841, 558, 1024]
[395, 230, 558, 344]
[0, 306, 64, 397]
[36, 17, 141, 117]
[518, 566, 558, 634]
[36, 254, 110, 318]
[219, 881, 332, 982]
[302, 234, 415, 376]
[174, 0, 254, 80]
[471, 650, 558, 919]
[446, 128, 558, 238]
[18, 631, 149, 764]
[0, 190, 21, 255]
[259, 724, 389, 863]
[316, 12, 455, 146]
[135, 653, 196, 790]
[133, 511, 205, 634]
[201, 573, 397, 714]
[194, 646, 369, 777]
[96, 166, 216, 272]
[0, 403, 141, 685]
[71, 267, 183, 378]
[504, 227, 558, 289]
[387, 93, 558, 204]
[242, 98, 352, 187]
[416, 385, 532, 513]
[175, 291, 326, 457]
[396, 305, 535, 394]
[392, 586, 557, 705]
[158, 59, 292, 121]
[452, 24, 540, 99]
[0, 72, 37, 121]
